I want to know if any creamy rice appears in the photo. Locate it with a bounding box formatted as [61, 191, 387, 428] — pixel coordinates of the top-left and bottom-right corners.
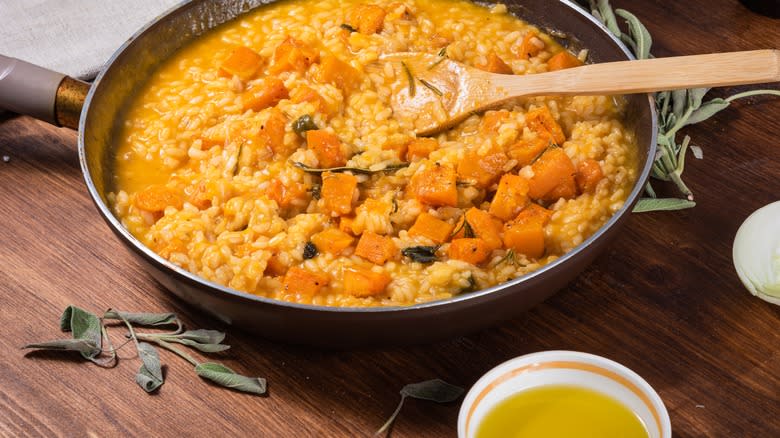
[111, 0, 639, 307]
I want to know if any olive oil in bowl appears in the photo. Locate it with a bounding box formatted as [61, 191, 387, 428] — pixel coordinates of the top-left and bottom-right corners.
[476, 385, 649, 438]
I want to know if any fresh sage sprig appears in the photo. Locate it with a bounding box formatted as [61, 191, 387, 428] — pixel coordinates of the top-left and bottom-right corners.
[583, 0, 779, 212]
[375, 379, 464, 436]
[23, 305, 266, 396]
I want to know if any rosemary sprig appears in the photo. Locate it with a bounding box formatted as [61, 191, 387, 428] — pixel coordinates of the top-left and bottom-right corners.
[584, 0, 779, 212]
[401, 61, 416, 97]
[291, 161, 409, 175]
[419, 78, 443, 96]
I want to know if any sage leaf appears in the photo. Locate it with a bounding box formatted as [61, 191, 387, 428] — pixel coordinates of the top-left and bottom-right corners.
[167, 338, 231, 353]
[136, 342, 164, 392]
[103, 310, 179, 328]
[340, 23, 357, 33]
[682, 98, 730, 127]
[195, 363, 267, 395]
[401, 246, 439, 264]
[292, 161, 408, 175]
[615, 9, 652, 60]
[633, 198, 696, 213]
[22, 339, 100, 356]
[292, 114, 318, 136]
[376, 379, 464, 436]
[58, 306, 102, 359]
[176, 329, 226, 345]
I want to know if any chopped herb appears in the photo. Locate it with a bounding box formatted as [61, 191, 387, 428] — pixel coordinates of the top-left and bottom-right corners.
[419, 78, 443, 96]
[401, 61, 416, 97]
[392, 197, 399, 214]
[340, 23, 357, 33]
[292, 114, 319, 136]
[310, 183, 322, 200]
[401, 246, 439, 263]
[463, 220, 475, 238]
[303, 241, 318, 259]
[496, 249, 517, 267]
[292, 161, 409, 175]
[437, 47, 447, 57]
[460, 274, 478, 293]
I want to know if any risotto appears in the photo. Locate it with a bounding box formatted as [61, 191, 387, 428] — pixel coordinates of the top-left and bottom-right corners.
[111, 0, 639, 307]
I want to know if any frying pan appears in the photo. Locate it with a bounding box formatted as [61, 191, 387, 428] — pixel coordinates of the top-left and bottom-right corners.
[0, 0, 656, 347]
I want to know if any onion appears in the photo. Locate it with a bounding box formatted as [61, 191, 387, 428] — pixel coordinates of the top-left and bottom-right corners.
[733, 201, 780, 305]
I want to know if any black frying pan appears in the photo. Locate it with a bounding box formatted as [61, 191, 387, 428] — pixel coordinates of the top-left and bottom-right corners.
[0, 0, 656, 347]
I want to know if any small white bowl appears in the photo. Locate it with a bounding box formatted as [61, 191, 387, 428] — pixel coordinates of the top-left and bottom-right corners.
[458, 351, 671, 438]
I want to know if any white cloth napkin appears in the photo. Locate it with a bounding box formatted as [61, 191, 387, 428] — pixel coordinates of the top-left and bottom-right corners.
[0, 0, 181, 79]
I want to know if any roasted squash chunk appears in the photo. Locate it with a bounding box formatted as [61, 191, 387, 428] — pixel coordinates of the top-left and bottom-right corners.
[408, 212, 454, 244]
[282, 266, 329, 298]
[267, 178, 307, 209]
[503, 220, 545, 259]
[307, 130, 347, 168]
[343, 266, 392, 297]
[508, 136, 550, 167]
[321, 172, 357, 216]
[405, 138, 438, 162]
[408, 163, 458, 207]
[452, 208, 503, 251]
[269, 37, 319, 74]
[448, 238, 491, 265]
[346, 4, 387, 35]
[355, 232, 398, 265]
[514, 30, 544, 60]
[316, 54, 361, 93]
[575, 159, 604, 193]
[219, 46, 263, 80]
[525, 106, 565, 145]
[247, 108, 288, 155]
[479, 110, 511, 136]
[547, 50, 583, 71]
[290, 85, 337, 118]
[242, 77, 289, 112]
[527, 148, 576, 201]
[135, 185, 182, 213]
[489, 174, 530, 221]
[477, 52, 513, 74]
[200, 120, 244, 149]
[456, 145, 508, 188]
[311, 228, 355, 255]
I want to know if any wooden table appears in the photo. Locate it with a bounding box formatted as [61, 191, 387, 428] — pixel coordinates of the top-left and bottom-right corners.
[1, 1, 778, 436]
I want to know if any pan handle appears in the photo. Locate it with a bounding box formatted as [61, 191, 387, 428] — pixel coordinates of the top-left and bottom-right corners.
[0, 55, 89, 130]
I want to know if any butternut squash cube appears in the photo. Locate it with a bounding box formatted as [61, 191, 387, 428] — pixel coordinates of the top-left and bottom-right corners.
[479, 110, 510, 136]
[307, 130, 347, 168]
[408, 164, 458, 207]
[477, 52, 513, 74]
[527, 148, 576, 200]
[219, 46, 263, 80]
[514, 30, 543, 60]
[448, 238, 491, 265]
[321, 172, 357, 216]
[548, 50, 583, 71]
[282, 266, 329, 298]
[489, 174, 530, 221]
[267, 179, 307, 209]
[343, 266, 392, 297]
[316, 54, 361, 93]
[503, 220, 545, 259]
[405, 138, 438, 162]
[525, 106, 565, 145]
[135, 185, 183, 213]
[575, 159, 604, 194]
[269, 37, 319, 74]
[408, 213, 454, 244]
[355, 232, 398, 265]
[456, 146, 508, 188]
[508, 136, 550, 167]
[346, 4, 387, 35]
[242, 77, 289, 112]
[311, 228, 355, 255]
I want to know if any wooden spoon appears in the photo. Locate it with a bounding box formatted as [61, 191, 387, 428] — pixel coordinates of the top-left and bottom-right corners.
[382, 50, 780, 136]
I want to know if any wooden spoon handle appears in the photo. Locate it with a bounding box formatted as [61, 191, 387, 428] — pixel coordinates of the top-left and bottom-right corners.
[502, 50, 780, 97]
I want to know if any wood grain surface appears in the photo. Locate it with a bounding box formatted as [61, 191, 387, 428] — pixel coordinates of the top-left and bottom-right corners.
[1, 1, 778, 436]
